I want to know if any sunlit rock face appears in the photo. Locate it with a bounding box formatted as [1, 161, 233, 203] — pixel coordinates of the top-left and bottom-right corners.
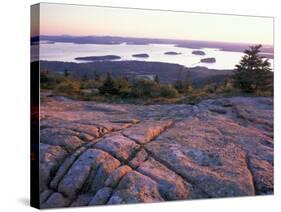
[39, 94, 273, 208]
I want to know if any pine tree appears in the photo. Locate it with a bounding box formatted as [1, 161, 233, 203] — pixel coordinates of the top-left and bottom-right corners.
[82, 73, 89, 82]
[184, 70, 193, 92]
[64, 69, 70, 77]
[154, 74, 160, 84]
[99, 72, 118, 95]
[233, 45, 272, 93]
[174, 68, 184, 93]
[174, 80, 184, 93]
[94, 71, 101, 82]
[174, 68, 192, 93]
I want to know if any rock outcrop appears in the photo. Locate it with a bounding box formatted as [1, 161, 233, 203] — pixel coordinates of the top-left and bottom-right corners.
[39, 95, 273, 208]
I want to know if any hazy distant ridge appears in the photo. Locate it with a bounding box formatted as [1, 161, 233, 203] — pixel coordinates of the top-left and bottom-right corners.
[31, 35, 273, 57]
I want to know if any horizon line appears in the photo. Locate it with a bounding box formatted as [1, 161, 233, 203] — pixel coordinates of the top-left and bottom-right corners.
[34, 34, 274, 46]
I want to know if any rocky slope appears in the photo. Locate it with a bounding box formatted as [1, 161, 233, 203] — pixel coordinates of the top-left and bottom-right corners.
[39, 94, 273, 208]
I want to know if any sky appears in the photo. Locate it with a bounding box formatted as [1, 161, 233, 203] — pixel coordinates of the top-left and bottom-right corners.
[36, 3, 274, 45]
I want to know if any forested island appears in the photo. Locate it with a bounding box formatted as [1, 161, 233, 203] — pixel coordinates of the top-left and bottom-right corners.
[75, 55, 121, 61]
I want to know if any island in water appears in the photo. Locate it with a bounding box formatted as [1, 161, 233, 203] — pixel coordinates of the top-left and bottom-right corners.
[164, 51, 182, 55]
[132, 53, 149, 58]
[192, 50, 206, 55]
[75, 55, 121, 61]
[200, 57, 216, 63]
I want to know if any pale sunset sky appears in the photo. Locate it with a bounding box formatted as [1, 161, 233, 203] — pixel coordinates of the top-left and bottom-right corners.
[37, 3, 274, 45]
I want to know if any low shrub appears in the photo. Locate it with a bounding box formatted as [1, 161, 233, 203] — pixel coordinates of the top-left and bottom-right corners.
[131, 79, 161, 98]
[40, 70, 57, 89]
[160, 84, 179, 98]
[56, 79, 81, 95]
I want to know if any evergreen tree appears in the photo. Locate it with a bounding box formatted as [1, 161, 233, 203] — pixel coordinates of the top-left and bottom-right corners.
[82, 73, 89, 82]
[204, 79, 215, 93]
[184, 70, 193, 92]
[94, 71, 101, 82]
[40, 70, 50, 84]
[233, 45, 272, 93]
[174, 68, 192, 93]
[174, 68, 184, 93]
[154, 74, 160, 84]
[174, 80, 184, 93]
[64, 69, 69, 77]
[99, 72, 118, 95]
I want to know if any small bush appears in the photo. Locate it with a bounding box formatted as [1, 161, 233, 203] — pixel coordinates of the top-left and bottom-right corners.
[40, 70, 57, 89]
[160, 84, 178, 98]
[131, 79, 161, 98]
[56, 79, 81, 95]
[80, 81, 91, 89]
[114, 77, 131, 97]
[173, 80, 192, 94]
[90, 80, 103, 89]
[218, 79, 234, 93]
[173, 80, 184, 93]
[203, 80, 218, 94]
